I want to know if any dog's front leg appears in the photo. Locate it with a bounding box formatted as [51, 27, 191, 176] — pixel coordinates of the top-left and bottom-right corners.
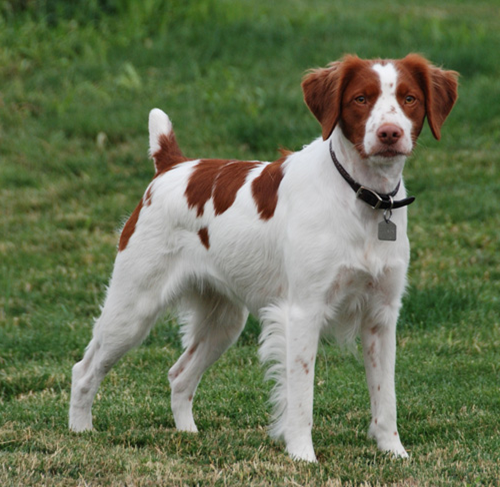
[284, 307, 322, 462]
[260, 304, 322, 462]
[361, 317, 408, 458]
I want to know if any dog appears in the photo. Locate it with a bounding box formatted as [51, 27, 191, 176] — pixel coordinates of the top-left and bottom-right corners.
[69, 54, 458, 462]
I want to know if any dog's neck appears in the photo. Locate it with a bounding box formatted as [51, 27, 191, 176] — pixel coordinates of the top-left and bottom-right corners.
[329, 127, 406, 196]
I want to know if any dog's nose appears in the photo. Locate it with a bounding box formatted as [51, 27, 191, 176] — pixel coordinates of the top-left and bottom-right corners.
[377, 124, 403, 145]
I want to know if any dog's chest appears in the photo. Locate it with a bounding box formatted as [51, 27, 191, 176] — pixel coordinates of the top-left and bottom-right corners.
[327, 240, 407, 309]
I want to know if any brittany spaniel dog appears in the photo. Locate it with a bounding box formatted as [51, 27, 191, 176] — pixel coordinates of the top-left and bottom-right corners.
[70, 54, 458, 462]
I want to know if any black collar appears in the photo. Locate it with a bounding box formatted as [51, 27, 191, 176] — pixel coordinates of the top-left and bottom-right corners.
[329, 142, 415, 210]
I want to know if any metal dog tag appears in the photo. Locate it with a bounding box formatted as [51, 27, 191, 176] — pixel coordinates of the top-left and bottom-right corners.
[378, 219, 397, 241]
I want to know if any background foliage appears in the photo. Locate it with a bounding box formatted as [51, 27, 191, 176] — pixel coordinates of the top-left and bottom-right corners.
[1, 0, 499, 485]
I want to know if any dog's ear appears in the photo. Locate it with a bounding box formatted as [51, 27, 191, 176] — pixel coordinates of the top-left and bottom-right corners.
[426, 65, 459, 140]
[302, 62, 343, 140]
[400, 54, 459, 140]
[302, 56, 366, 140]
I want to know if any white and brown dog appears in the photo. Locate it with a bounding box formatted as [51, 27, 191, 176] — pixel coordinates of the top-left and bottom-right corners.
[70, 54, 458, 462]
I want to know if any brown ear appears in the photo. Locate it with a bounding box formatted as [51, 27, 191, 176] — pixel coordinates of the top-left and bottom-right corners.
[426, 66, 459, 140]
[401, 54, 459, 140]
[301, 61, 343, 140]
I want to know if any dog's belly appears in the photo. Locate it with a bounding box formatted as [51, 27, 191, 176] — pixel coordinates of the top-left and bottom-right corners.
[202, 236, 287, 314]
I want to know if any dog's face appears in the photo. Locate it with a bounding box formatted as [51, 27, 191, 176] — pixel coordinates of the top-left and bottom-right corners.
[302, 54, 459, 161]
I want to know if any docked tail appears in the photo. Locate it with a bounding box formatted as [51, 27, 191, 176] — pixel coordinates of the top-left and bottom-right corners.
[148, 108, 187, 174]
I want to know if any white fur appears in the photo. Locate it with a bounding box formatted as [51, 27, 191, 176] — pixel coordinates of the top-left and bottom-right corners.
[69, 64, 413, 462]
[364, 63, 414, 163]
[148, 108, 172, 156]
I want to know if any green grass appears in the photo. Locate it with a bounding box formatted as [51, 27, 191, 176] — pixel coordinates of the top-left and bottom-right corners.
[1, 0, 499, 485]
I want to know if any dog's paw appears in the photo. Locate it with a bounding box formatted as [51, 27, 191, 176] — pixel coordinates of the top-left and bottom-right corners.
[368, 424, 408, 459]
[172, 403, 199, 433]
[176, 422, 199, 434]
[375, 437, 409, 459]
[69, 414, 93, 433]
[286, 442, 317, 463]
[382, 442, 409, 459]
[392, 447, 409, 459]
[69, 402, 94, 432]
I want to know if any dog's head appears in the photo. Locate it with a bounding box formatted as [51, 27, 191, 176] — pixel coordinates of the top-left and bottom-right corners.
[302, 54, 459, 161]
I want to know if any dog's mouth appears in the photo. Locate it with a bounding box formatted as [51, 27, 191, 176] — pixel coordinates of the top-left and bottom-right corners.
[361, 142, 412, 160]
[374, 149, 409, 158]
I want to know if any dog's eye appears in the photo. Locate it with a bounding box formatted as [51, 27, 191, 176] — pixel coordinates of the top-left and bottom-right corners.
[355, 96, 367, 104]
[404, 95, 416, 105]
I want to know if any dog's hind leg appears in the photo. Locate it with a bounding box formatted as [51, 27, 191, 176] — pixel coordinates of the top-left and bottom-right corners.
[69, 250, 175, 432]
[168, 288, 248, 433]
[69, 294, 164, 432]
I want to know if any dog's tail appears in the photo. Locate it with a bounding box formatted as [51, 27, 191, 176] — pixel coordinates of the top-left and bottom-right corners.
[148, 108, 188, 174]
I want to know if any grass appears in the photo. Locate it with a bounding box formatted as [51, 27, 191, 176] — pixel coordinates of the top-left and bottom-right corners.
[1, 0, 500, 485]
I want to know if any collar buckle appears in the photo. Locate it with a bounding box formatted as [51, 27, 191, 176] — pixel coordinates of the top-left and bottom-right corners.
[356, 186, 383, 210]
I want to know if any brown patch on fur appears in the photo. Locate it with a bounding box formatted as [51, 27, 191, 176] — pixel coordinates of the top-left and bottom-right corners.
[336, 59, 382, 156]
[118, 199, 143, 251]
[213, 161, 259, 215]
[368, 341, 377, 369]
[251, 156, 286, 220]
[153, 132, 189, 174]
[295, 356, 310, 375]
[185, 159, 258, 217]
[198, 227, 210, 249]
[395, 54, 459, 141]
[186, 159, 225, 217]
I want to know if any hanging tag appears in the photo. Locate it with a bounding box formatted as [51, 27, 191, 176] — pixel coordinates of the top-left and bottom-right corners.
[378, 219, 397, 241]
[378, 208, 397, 241]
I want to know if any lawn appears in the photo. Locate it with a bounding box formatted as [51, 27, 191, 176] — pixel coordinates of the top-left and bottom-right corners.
[1, 0, 499, 485]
